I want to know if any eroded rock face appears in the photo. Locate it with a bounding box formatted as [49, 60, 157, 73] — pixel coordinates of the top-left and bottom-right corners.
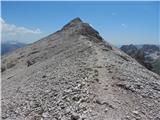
[2, 18, 160, 120]
[62, 17, 83, 30]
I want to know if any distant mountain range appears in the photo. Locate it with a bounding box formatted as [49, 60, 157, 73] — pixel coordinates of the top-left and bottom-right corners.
[1, 40, 26, 55]
[120, 44, 160, 75]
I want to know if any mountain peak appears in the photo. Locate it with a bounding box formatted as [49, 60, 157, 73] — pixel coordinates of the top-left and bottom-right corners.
[62, 17, 83, 30]
[61, 17, 103, 41]
[71, 17, 83, 23]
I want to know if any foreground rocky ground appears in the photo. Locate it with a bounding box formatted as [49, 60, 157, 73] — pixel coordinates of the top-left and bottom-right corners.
[1, 18, 160, 120]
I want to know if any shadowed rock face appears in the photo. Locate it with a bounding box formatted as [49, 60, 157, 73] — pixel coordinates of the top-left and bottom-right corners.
[1, 18, 160, 120]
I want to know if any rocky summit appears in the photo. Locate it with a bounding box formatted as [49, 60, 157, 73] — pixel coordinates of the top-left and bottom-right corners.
[1, 18, 160, 120]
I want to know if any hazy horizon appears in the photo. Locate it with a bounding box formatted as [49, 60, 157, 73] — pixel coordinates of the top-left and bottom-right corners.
[1, 1, 159, 45]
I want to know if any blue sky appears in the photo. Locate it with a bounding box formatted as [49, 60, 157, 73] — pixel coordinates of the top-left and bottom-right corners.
[1, 1, 160, 45]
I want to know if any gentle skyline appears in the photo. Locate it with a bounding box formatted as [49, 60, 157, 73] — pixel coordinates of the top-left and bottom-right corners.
[1, 1, 160, 45]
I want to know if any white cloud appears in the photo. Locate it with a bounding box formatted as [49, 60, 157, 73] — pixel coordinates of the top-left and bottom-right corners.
[1, 18, 43, 43]
[1, 18, 42, 34]
[121, 23, 127, 28]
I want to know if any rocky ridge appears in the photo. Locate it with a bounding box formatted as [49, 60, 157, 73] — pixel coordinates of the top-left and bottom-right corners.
[1, 18, 160, 120]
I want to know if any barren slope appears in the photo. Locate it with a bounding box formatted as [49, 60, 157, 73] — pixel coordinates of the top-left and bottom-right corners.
[1, 18, 160, 120]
